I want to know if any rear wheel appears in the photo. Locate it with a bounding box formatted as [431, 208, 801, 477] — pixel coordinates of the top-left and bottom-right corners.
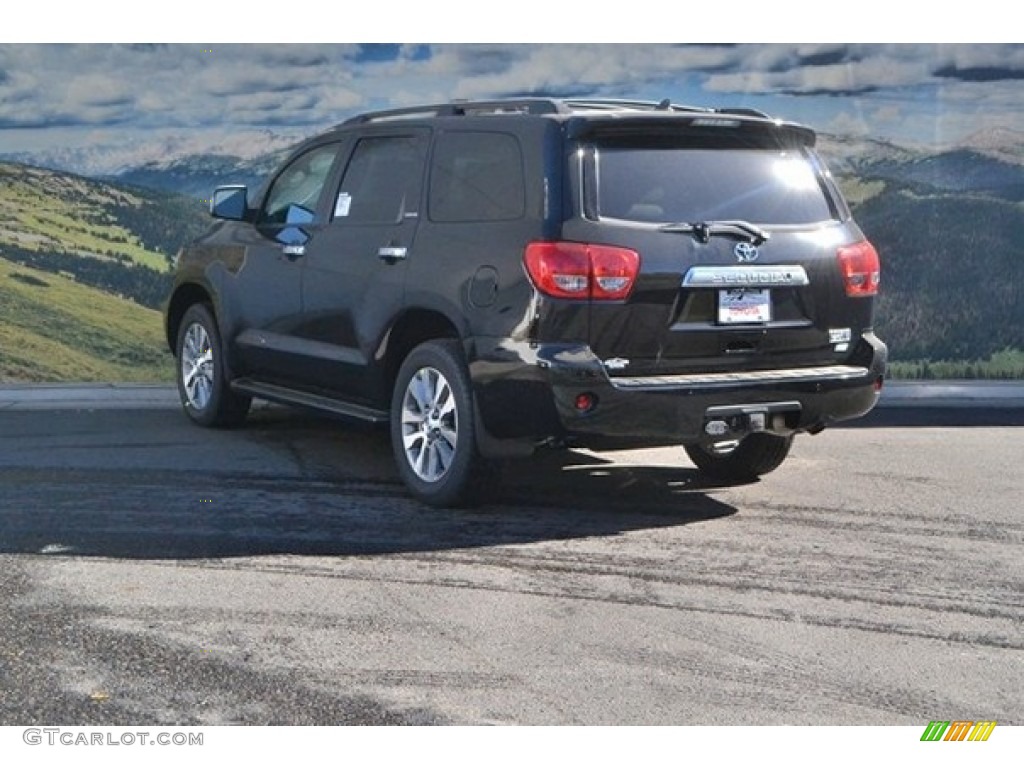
[684, 433, 793, 481]
[390, 340, 496, 507]
[175, 303, 250, 427]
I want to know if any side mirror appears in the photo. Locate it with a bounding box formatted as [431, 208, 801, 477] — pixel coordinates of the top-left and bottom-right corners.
[276, 226, 310, 246]
[211, 185, 248, 220]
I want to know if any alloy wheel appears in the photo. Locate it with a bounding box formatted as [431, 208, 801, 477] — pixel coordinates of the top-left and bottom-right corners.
[400, 366, 458, 483]
[180, 322, 215, 411]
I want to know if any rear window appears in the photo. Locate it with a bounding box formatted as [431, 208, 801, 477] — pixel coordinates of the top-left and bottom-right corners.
[592, 147, 835, 225]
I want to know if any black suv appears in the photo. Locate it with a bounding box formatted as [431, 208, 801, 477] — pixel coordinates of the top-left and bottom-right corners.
[164, 98, 887, 506]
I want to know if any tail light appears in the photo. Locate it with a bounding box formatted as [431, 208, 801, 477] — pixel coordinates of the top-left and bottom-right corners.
[524, 241, 640, 300]
[837, 240, 881, 297]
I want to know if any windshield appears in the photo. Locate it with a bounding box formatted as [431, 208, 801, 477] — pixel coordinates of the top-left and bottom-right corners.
[592, 146, 836, 226]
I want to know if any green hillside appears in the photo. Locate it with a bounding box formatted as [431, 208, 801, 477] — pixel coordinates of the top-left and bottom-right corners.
[0, 256, 172, 382]
[0, 162, 207, 309]
[0, 162, 205, 270]
[0, 162, 207, 383]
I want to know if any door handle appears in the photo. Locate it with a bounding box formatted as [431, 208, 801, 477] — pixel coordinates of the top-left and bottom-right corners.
[378, 246, 407, 262]
[282, 244, 306, 259]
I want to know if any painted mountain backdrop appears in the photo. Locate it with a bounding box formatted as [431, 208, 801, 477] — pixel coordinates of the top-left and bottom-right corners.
[0, 126, 1022, 381]
[818, 129, 1024, 369]
[0, 163, 207, 381]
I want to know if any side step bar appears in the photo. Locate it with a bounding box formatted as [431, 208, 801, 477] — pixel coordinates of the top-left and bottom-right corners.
[231, 379, 389, 424]
[610, 365, 870, 391]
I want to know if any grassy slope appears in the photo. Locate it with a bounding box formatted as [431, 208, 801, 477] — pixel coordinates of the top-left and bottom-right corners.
[0, 256, 172, 383]
[0, 163, 169, 270]
[0, 161, 206, 383]
[834, 176, 886, 207]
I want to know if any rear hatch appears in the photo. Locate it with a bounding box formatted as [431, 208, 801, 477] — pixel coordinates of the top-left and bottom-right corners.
[559, 116, 877, 377]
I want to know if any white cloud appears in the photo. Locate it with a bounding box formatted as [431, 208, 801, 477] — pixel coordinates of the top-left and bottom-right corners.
[444, 45, 734, 98]
[1, 43, 1022, 156]
[705, 56, 932, 94]
[825, 111, 872, 138]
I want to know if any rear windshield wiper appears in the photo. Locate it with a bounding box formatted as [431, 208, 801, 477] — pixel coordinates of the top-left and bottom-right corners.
[659, 220, 770, 245]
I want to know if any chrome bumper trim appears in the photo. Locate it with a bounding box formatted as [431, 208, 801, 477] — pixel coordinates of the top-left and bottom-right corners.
[610, 365, 870, 391]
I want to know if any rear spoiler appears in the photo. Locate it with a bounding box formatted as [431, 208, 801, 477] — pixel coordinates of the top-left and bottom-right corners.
[565, 114, 817, 148]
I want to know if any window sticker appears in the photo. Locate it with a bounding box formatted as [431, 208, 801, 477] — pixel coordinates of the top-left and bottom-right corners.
[334, 192, 352, 218]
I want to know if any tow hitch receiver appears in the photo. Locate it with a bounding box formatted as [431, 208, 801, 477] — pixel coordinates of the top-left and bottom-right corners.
[703, 402, 801, 440]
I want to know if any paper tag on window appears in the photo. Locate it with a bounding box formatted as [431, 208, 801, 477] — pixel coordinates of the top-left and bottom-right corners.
[334, 192, 352, 218]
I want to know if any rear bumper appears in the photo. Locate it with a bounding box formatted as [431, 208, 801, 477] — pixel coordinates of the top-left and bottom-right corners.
[469, 333, 887, 452]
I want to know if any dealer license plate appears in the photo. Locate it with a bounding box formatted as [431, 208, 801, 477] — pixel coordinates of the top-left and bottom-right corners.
[718, 288, 771, 324]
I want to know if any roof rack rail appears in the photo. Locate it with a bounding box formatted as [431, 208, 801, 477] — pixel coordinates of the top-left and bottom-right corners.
[562, 98, 715, 114]
[338, 98, 775, 127]
[341, 98, 569, 125]
[555, 99, 773, 119]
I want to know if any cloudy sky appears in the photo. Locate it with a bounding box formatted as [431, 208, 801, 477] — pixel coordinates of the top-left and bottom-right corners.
[0, 44, 1021, 164]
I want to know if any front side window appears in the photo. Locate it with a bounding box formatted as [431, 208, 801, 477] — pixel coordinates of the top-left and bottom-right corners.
[592, 146, 835, 226]
[261, 144, 342, 226]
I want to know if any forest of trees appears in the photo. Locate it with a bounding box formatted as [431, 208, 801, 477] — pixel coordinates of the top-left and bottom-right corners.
[104, 191, 209, 261]
[854, 188, 1024, 362]
[2, 244, 171, 309]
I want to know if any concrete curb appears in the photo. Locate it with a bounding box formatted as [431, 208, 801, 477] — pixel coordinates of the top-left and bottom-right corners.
[877, 380, 1024, 409]
[1, 380, 1023, 411]
[0, 383, 180, 410]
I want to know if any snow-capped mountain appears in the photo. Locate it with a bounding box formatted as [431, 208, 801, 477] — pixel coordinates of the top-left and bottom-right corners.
[817, 126, 1024, 174]
[1, 131, 305, 199]
[817, 128, 1024, 200]
[1, 130, 304, 178]
[952, 126, 1024, 165]
[7, 125, 1023, 203]
[113, 149, 295, 199]
[816, 133, 923, 175]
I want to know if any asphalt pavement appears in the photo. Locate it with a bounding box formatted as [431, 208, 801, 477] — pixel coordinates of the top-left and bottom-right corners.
[0, 386, 1021, 725]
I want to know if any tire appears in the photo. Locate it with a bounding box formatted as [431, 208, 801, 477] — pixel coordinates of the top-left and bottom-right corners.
[684, 433, 793, 481]
[175, 303, 251, 428]
[390, 339, 496, 507]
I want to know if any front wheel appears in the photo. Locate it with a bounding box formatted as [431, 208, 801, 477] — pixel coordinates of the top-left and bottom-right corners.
[390, 340, 495, 507]
[684, 433, 793, 481]
[175, 303, 251, 428]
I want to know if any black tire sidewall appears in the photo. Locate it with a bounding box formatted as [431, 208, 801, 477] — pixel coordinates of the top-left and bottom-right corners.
[685, 433, 793, 480]
[390, 340, 479, 507]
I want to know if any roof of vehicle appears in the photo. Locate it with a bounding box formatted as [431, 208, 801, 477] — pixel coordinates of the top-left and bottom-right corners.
[333, 97, 816, 146]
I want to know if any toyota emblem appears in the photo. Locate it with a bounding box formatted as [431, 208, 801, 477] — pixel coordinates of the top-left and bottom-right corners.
[734, 242, 759, 262]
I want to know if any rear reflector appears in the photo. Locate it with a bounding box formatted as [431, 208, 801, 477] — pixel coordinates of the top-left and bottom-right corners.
[837, 240, 881, 297]
[574, 392, 597, 412]
[524, 241, 640, 300]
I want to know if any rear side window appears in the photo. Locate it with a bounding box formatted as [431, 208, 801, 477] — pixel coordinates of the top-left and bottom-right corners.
[429, 132, 525, 222]
[593, 146, 835, 226]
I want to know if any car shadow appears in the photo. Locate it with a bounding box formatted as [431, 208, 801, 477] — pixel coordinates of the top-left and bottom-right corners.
[0, 408, 741, 561]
